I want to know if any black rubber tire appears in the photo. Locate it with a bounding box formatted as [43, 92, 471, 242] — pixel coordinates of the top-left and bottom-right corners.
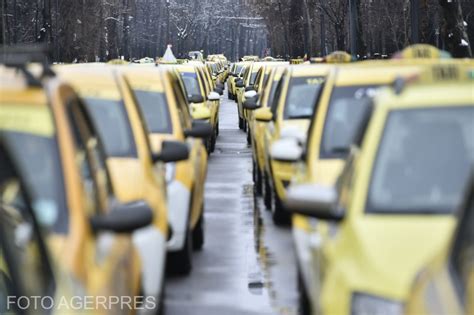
[228, 91, 232, 99]
[192, 211, 205, 250]
[216, 122, 219, 136]
[298, 268, 311, 315]
[271, 184, 291, 226]
[210, 133, 216, 153]
[263, 171, 272, 210]
[253, 160, 263, 196]
[167, 227, 193, 275]
[238, 117, 243, 129]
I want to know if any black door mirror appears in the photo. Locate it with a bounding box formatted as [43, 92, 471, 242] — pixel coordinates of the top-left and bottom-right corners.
[153, 140, 190, 163]
[245, 85, 254, 92]
[188, 94, 204, 104]
[214, 87, 224, 95]
[184, 121, 213, 138]
[243, 99, 259, 110]
[90, 201, 154, 233]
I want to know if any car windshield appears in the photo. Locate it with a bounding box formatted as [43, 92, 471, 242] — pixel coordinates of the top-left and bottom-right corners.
[283, 76, 325, 119]
[367, 107, 474, 214]
[250, 71, 258, 85]
[236, 65, 243, 73]
[320, 85, 380, 158]
[180, 72, 201, 98]
[1, 132, 68, 234]
[133, 90, 172, 134]
[83, 98, 137, 158]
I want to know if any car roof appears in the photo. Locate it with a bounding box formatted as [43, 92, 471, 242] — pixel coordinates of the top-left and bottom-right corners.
[334, 64, 421, 86]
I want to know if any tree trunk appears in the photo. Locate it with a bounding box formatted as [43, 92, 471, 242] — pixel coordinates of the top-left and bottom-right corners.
[439, 0, 472, 57]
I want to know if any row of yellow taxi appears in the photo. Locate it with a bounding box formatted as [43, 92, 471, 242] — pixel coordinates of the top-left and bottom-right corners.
[231, 45, 474, 315]
[0, 48, 225, 314]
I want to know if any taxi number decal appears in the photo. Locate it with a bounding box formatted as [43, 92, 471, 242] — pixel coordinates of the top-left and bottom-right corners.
[306, 78, 325, 85]
[432, 65, 459, 81]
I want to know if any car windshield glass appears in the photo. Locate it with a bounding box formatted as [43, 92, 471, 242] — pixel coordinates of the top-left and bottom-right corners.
[236, 65, 243, 73]
[320, 85, 380, 158]
[133, 90, 172, 134]
[83, 98, 137, 158]
[367, 107, 474, 214]
[283, 76, 325, 119]
[180, 72, 201, 98]
[2, 132, 68, 234]
[250, 71, 258, 85]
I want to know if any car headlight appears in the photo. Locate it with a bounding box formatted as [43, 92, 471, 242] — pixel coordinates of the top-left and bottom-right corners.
[351, 293, 403, 315]
[165, 163, 176, 183]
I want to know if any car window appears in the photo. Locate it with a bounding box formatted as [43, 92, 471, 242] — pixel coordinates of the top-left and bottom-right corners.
[0, 105, 69, 235]
[180, 72, 201, 98]
[83, 98, 138, 158]
[367, 107, 474, 214]
[320, 85, 380, 158]
[451, 184, 474, 299]
[283, 76, 325, 119]
[270, 74, 286, 117]
[0, 147, 55, 304]
[133, 90, 173, 134]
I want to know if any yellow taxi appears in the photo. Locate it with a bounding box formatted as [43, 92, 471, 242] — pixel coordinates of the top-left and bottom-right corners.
[168, 64, 220, 153]
[256, 65, 333, 224]
[0, 61, 148, 313]
[227, 62, 246, 100]
[406, 176, 474, 315]
[245, 66, 287, 196]
[55, 65, 185, 313]
[121, 67, 211, 274]
[283, 62, 474, 315]
[235, 62, 264, 130]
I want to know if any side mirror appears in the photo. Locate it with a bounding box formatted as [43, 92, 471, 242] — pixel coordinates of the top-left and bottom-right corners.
[214, 87, 224, 95]
[153, 140, 189, 163]
[235, 80, 244, 88]
[270, 138, 303, 162]
[244, 90, 257, 99]
[184, 121, 213, 138]
[285, 184, 343, 221]
[254, 107, 273, 122]
[245, 86, 254, 92]
[243, 99, 259, 110]
[90, 201, 153, 233]
[208, 91, 220, 101]
[188, 94, 204, 104]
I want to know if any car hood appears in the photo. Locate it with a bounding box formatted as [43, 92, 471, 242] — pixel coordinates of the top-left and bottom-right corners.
[328, 215, 456, 300]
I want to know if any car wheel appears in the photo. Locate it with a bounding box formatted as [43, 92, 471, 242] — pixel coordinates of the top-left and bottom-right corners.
[271, 184, 291, 226]
[263, 171, 272, 210]
[247, 128, 251, 145]
[253, 160, 263, 196]
[228, 91, 232, 99]
[298, 268, 311, 315]
[238, 117, 243, 129]
[243, 119, 247, 132]
[210, 133, 216, 153]
[193, 211, 205, 250]
[216, 122, 219, 136]
[167, 226, 193, 275]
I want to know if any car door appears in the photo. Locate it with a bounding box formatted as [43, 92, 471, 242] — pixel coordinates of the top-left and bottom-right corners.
[64, 96, 138, 303]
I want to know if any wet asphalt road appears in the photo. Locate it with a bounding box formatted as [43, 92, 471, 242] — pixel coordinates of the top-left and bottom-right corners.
[164, 94, 299, 315]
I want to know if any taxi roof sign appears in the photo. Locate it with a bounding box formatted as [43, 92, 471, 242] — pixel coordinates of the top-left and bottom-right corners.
[394, 44, 452, 60]
[324, 51, 352, 64]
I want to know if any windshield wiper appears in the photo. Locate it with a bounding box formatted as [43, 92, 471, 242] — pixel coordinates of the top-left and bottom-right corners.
[329, 147, 350, 155]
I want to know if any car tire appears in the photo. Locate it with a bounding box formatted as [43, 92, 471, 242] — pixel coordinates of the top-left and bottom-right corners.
[253, 160, 263, 196]
[243, 119, 247, 132]
[247, 128, 251, 145]
[263, 171, 272, 210]
[167, 226, 193, 275]
[228, 91, 232, 99]
[211, 133, 216, 153]
[238, 117, 243, 130]
[216, 122, 219, 136]
[298, 268, 311, 315]
[193, 211, 205, 250]
[271, 184, 291, 226]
